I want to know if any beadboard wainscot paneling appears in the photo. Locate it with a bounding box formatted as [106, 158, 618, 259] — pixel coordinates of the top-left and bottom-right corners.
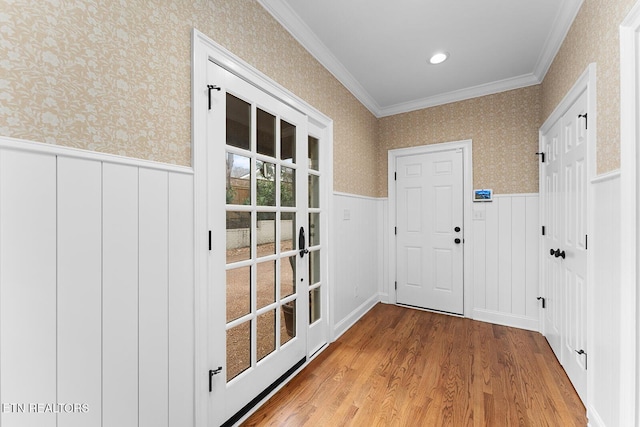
[332, 192, 384, 339]
[472, 194, 540, 331]
[0, 136, 194, 427]
[587, 171, 621, 427]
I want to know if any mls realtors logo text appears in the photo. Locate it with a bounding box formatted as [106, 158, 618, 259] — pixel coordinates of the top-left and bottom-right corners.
[2, 403, 89, 414]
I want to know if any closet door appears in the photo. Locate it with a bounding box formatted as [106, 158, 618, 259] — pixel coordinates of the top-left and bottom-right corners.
[560, 90, 588, 402]
[540, 89, 588, 403]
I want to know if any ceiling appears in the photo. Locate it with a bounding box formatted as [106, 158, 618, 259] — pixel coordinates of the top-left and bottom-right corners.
[257, 0, 584, 117]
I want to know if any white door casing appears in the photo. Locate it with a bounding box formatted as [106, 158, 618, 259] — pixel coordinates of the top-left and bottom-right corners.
[396, 149, 464, 314]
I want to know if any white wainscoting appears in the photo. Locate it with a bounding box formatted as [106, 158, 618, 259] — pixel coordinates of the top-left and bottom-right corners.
[0, 137, 194, 427]
[471, 194, 540, 331]
[331, 192, 384, 339]
[587, 171, 621, 427]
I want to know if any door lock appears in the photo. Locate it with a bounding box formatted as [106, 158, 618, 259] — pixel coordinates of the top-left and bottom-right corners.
[454, 226, 461, 232]
[454, 238, 461, 244]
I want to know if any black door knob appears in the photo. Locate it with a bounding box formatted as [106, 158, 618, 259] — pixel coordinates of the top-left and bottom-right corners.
[454, 226, 461, 232]
[553, 249, 566, 259]
[454, 238, 461, 244]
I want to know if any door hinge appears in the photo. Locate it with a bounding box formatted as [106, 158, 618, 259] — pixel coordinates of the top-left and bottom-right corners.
[394, 172, 397, 181]
[578, 113, 588, 129]
[208, 230, 212, 251]
[575, 349, 587, 369]
[207, 84, 221, 110]
[585, 234, 588, 250]
[209, 366, 222, 392]
[394, 226, 397, 235]
[541, 225, 546, 236]
[537, 296, 546, 309]
[535, 152, 546, 163]
[395, 281, 397, 290]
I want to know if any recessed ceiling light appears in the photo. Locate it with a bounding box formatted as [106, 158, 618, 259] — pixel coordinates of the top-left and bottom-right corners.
[429, 52, 449, 65]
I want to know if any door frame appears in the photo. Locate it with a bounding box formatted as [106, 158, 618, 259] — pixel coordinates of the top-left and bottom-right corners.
[387, 140, 473, 316]
[620, 3, 640, 424]
[192, 29, 334, 427]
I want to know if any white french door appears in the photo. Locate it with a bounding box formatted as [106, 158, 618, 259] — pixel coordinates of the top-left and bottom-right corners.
[206, 60, 318, 425]
[395, 148, 464, 314]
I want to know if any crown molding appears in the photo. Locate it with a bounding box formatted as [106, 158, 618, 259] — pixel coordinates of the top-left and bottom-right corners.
[258, 0, 583, 118]
[532, 0, 585, 80]
[257, 0, 382, 115]
[377, 73, 540, 117]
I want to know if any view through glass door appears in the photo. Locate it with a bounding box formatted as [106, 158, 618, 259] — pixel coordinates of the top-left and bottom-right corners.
[207, 60, 326, 425]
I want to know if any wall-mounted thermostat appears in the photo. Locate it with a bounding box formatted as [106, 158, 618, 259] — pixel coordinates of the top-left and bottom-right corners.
[473, 189, 493, 202]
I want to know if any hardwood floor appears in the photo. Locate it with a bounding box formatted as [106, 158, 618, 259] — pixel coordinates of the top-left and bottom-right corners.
[243, 304, 587, 426]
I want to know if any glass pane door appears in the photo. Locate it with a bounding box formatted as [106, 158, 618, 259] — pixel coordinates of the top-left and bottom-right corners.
[209, 61, 308, 423]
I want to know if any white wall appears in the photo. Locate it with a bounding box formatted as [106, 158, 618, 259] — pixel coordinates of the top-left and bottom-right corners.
[472, 194, 540, 330]
[587, 172, 621, 427]
[331, 193, 383, 338]
[378, 192, 539, 330]
[0, 137, 194, 427]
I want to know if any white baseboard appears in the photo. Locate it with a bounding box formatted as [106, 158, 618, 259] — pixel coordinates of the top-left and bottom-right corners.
[378, 292, 390, 304]
[587, 405, 605, 427]
[332, 294, 379, 341]
[472, 308, 539, 332]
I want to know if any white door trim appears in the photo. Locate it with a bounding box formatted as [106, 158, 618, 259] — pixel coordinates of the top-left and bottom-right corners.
[620, 3, 640, 425]
[387, 140, 473, 317]
[192, 28, 334, 427]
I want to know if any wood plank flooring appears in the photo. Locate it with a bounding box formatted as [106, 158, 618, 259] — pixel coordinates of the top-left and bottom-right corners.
[243, 304, 587, 426]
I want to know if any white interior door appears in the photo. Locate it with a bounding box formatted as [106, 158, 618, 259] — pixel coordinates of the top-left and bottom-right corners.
[543, 119, 563, 360]
[207, 61, 310, 425]
[540, 89, 588, 403]
[560, 90, 588, 401]
[396, 148, 464, 314]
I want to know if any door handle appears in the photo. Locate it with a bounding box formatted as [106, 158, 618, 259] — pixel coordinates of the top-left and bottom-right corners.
[554, 249, 565, 259]
[298, 227, 309, 258]
[454, 238, 461, 244]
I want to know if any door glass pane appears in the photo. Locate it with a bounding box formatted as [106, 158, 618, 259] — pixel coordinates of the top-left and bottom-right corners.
[226, 266, 250, 322]
[281, 301, 296, 345]
[257, 212, 276, 258]
[226, 153, 251, 205]
[309, 213, 320, 247]
[309, 250, 320, 285]
[309, 288, 321, 324]
[280, 256, 296, 298]
[257, 109, 275, 157]
[308, 136, 319, 170]
[226, 94, 251, 150]
[227, 321, 251, 381]
[257, 310, 276, 361]
[227, 211, 251, 263]
[256, 261, 275, 309]
[281, 166, 295, 207]
[256, 160, 276, 206]
[309, 174, 319, 209]
[280, 212, 295, 252]
[281, 120, 296, 163]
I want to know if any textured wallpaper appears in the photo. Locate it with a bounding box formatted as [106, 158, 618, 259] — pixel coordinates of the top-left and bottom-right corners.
[377, 86, 542, 197]
[542, 0, 637, 174]
[0, 0, 379, 196]
[2, 0, 635, 196]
